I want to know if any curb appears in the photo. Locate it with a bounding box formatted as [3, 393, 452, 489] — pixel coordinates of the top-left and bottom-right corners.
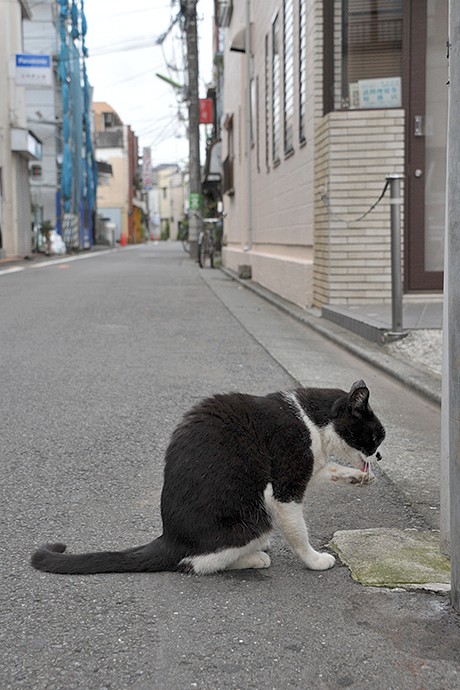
[220, 267, 442, 407]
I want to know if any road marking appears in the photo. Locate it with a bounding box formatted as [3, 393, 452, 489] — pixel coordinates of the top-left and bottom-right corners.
[0, 267, 25, 277]
[31, 251, 115, 269]
[0, 246, 142, 277]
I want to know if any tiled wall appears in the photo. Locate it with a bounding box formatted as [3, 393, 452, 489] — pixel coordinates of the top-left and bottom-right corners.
[313, 109, 405, 306]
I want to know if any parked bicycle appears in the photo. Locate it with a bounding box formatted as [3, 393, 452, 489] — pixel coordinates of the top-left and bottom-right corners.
[178, 220, 190, 254]
[198, 218, 220, 268]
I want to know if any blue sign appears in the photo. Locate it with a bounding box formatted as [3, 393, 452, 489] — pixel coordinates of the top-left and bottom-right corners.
[15, 54, 52, 86]
[16, 54, 51, 68]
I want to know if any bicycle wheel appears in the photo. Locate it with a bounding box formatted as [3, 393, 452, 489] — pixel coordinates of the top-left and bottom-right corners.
[199, 237, 208, 268]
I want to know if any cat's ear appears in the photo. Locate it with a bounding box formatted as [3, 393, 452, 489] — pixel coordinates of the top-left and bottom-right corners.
[348, 380, 369, 413]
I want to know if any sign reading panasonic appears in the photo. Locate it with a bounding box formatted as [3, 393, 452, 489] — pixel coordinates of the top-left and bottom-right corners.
[15, 54, 53, 87]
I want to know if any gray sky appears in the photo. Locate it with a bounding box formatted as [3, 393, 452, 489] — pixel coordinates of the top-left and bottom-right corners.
[84, 0, 214, 166]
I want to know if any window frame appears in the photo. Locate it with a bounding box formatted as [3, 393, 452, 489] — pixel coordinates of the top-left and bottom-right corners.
[283, 0, 295, 155]
[299, 0, 307, 143]
[272, 12, 281, 165]
[323, 0, 403, 114]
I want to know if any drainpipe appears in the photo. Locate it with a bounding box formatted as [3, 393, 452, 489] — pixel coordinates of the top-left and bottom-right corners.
[244, 0, 253, 251]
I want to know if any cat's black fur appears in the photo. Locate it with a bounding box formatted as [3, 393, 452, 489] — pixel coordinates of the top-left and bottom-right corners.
[31, 380, 385, 575]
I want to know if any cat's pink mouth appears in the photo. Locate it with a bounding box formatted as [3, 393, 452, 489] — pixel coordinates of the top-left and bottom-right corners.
[361, 460, 370, 473]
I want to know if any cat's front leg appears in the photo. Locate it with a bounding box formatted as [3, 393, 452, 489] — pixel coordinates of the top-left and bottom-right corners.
[315, 462, 375, 485]
[268, 498, 335, 571]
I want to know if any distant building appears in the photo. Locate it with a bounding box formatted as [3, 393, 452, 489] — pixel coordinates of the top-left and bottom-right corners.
[149, 164, 185, 241]
[23, 0, 60, 237]
[94, 102, 140, 244]
[0, 0, 42, 258]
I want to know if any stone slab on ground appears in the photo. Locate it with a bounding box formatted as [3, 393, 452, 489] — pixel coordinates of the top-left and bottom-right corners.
[329, 527, 451, 592]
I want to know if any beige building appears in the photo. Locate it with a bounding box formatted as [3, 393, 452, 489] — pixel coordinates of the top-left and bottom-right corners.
[94, 102, 138, 243]
[219, 0, 446, 309]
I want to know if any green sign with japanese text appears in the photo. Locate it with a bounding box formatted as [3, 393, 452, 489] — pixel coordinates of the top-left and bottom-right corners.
[189, 192, 201, 210]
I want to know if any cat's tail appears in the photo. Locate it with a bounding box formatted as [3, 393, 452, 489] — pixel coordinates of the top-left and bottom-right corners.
[30, 536, 181, 574]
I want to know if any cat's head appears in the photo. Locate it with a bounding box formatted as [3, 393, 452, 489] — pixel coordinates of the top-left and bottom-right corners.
[330, 380, 385, 469]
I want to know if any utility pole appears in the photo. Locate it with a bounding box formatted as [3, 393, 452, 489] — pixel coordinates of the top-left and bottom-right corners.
[182, 0, 201, 259]
[446, 0, 460, 613]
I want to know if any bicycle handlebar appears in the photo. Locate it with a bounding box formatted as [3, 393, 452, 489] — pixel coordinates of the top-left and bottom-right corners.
[189, 210, 224, 223]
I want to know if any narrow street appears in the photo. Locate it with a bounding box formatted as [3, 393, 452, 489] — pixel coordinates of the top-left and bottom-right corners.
[1, 242, 458, 690]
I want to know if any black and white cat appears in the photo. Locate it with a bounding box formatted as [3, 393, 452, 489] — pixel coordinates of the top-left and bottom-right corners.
[31, 379, 385, 575]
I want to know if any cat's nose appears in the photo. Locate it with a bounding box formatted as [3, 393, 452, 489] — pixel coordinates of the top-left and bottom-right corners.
[375, 452, 382, 461]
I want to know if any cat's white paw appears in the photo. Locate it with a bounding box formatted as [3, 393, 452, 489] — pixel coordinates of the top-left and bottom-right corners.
[252, 551, 271, 568]
[350, 469, 375, 484]
[305, 551, 335, 571]
[326, 464, 375, 485]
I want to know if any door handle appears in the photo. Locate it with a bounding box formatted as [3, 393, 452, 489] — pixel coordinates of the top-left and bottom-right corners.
[414, 169, 423, 178]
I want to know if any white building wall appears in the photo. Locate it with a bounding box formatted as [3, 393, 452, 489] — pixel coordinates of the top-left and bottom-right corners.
[0, 0, 33, 258]
[221, 0, 317, 308]
[153, 165, 184, 240]
[23, 0, 60, 228]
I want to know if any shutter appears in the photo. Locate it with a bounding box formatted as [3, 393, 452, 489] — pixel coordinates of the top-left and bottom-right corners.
[345, 0, 403, 83]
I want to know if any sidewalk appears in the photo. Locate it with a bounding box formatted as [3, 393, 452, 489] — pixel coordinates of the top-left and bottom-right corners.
[220, 266, 443, 406]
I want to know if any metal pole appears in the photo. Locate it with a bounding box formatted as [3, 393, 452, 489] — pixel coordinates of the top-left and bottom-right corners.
[244, 0, 253, 251]
[185, 0, 201, 260]
[386, 173, 405, 336]
[447, 0, 460, 613]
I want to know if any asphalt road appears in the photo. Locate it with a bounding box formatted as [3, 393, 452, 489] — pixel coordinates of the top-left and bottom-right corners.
[1, 242, 458, 690]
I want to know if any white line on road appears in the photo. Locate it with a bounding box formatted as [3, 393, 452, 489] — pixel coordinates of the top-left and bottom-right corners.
[0, 247, 126, 277]
[0, 267, 25, 277]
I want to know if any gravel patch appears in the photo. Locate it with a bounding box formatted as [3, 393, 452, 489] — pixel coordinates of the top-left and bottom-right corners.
[385, 329, 443, 377]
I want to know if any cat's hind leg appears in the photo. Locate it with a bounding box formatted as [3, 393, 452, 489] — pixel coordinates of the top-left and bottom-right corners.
[179, 536, 271, 575]
[225, 551, 271, 570]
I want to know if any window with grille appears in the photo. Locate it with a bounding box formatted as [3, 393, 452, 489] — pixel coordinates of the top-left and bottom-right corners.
[283, 0, 294, 154]
[272, 13, 281, 163]
[264, 34, 271, 171]
[299, 0, 307, 142]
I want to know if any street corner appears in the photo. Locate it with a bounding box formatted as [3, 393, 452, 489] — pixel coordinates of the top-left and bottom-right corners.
[328, 527, 451, 593]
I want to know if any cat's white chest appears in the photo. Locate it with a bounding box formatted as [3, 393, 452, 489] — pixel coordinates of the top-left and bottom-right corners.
[283, 392, 329, 472]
